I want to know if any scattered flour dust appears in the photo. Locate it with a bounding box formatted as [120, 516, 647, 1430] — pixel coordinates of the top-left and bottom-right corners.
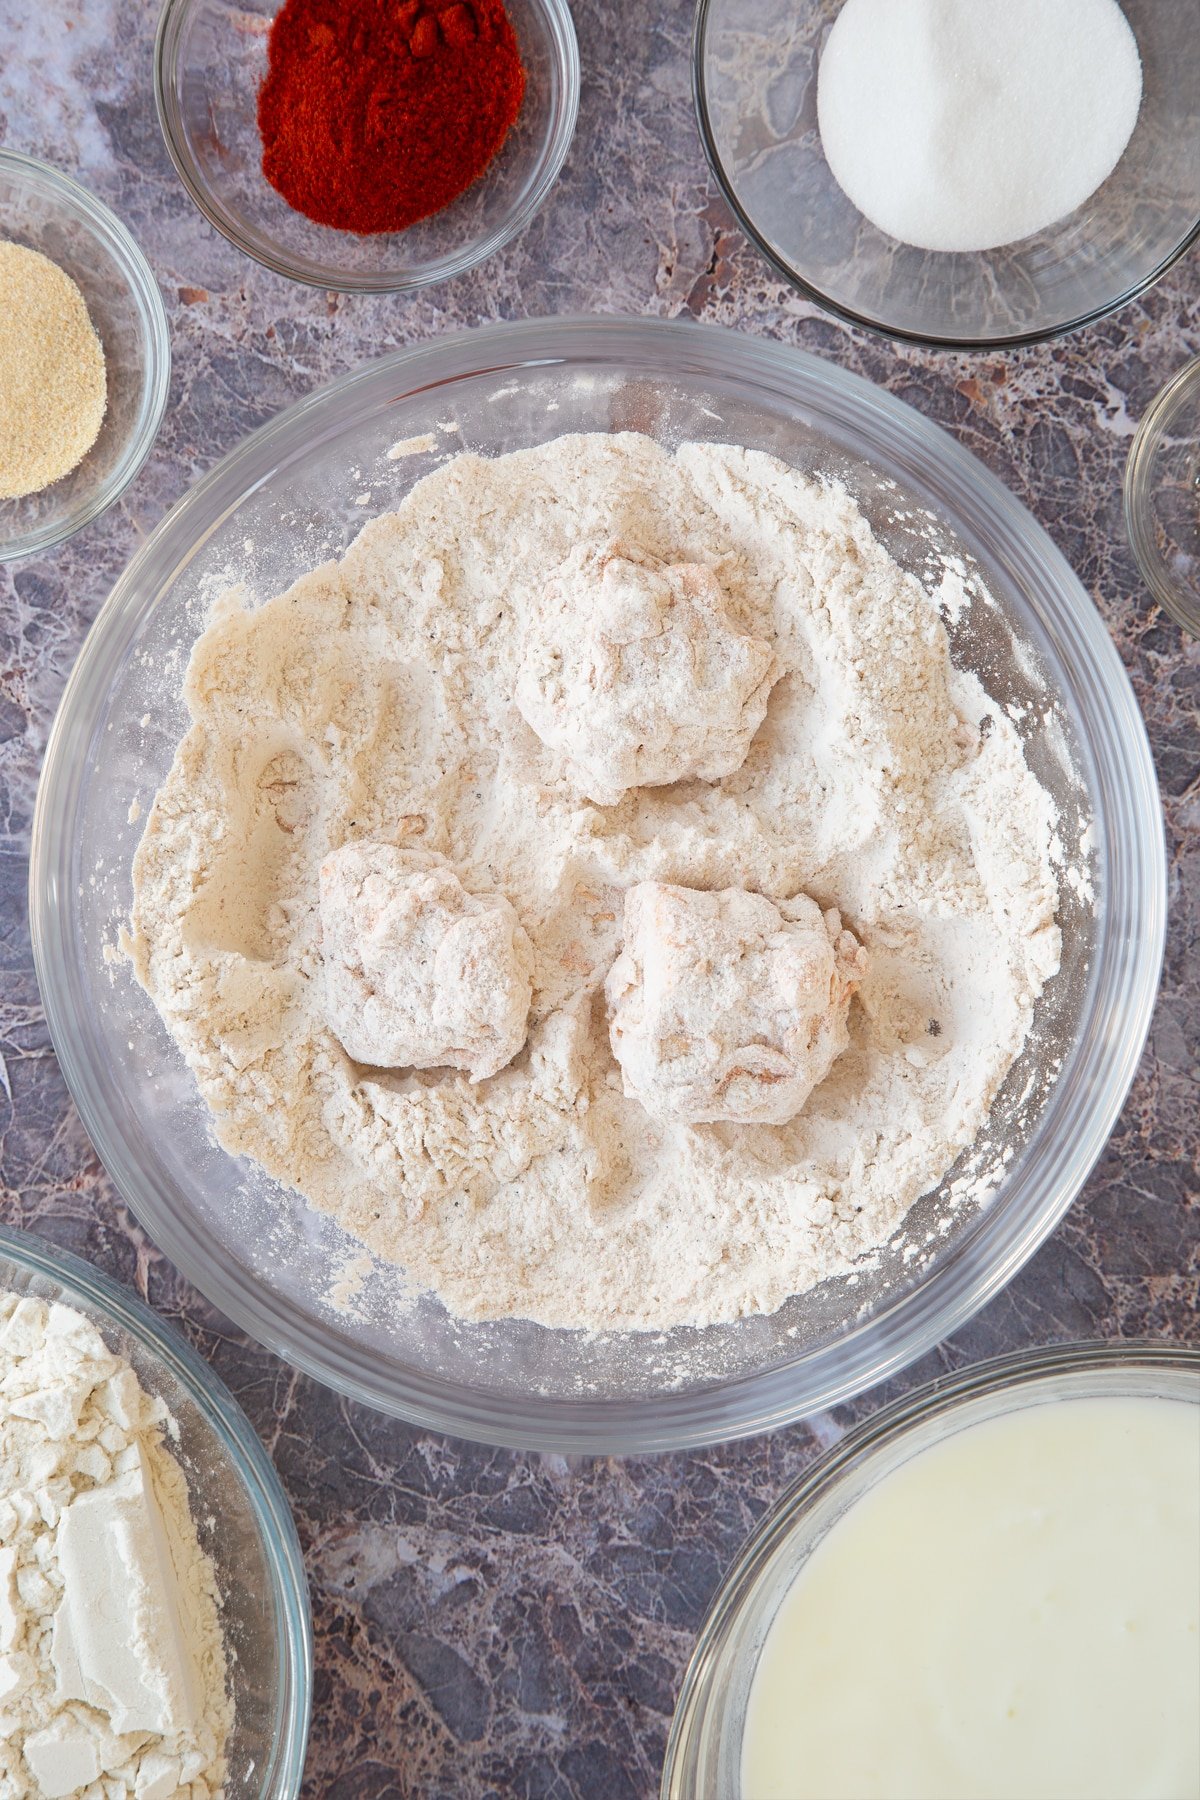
[0, 1293, 230, 1800]
[123, 433, 1062, 1332]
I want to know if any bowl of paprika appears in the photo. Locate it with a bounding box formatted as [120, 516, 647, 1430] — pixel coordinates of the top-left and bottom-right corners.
[154, 0, 579, 291]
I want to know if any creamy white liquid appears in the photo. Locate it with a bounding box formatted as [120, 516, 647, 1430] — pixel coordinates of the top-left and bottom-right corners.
[741, 1396, 1200, 1800]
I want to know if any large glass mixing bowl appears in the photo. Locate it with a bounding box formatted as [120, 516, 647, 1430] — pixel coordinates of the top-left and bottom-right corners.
[30, 318, 1165, 1452]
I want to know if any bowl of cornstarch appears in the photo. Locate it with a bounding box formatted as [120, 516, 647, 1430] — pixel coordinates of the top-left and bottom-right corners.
[0, 151, 170, 561]
[694, 0, 1200, 348]
[0, 1224, 311, 1799]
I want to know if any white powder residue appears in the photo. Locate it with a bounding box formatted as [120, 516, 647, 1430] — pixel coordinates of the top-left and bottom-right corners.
[386, 433, 439, 461]
[123, 433, 1063, 1332]
[0, 1294, 230, 1799]
[325, 1253, 374, 1319]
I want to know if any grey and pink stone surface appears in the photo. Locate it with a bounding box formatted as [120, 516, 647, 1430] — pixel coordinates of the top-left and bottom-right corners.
[0, 3, 1196, 1794]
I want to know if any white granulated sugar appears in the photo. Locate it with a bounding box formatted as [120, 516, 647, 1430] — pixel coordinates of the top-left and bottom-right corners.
[817, 0, 1143, 253]
[124, 433, 1062, 1332]
[0, 1294, 230, 1800]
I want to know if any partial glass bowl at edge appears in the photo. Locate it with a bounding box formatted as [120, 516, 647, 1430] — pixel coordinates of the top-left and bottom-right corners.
[0, 1224, 311, 1799]
[30, 317, 1166, 1454]
[1124, 355, 1200, 636]
[154, 0, 579, 291]
[661, 1342, 1200, 1800]
[694, 0, 1200, 348]
[0, 150, 170, 561]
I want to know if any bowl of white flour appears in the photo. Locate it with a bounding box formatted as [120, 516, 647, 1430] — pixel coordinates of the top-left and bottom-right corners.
[0, 1225, 312, 1797]
[30, 317, 1165, 1451]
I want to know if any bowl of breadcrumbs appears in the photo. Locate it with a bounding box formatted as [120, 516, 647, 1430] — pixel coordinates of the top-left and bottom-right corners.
[0, 150, 170, 562]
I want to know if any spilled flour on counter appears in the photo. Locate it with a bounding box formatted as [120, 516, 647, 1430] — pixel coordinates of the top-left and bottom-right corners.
[124, 434, 1062, 1331]
[0, 1294, 230, 1800]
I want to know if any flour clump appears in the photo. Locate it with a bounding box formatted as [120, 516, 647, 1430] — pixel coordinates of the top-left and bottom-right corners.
[125, 431, 1065, 1332]
[319, 841, 533, 1079]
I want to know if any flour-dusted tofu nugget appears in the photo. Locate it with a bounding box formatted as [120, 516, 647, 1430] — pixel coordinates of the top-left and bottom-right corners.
[319, 843, 533, 1080]
[516, 543, 779, 805]
[605, 882, 867, 1125]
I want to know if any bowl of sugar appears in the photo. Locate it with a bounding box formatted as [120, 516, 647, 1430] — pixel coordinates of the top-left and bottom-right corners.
[694, 0, 1200, 348]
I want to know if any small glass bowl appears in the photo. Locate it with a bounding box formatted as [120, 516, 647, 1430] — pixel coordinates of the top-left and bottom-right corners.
[693, 0, 1200, 349]
[662, 1342, 1200, 1798]
[0, 151, 171, 562]
[1124, 356, 1200, 636]
[0, 1223, 312, 1798]
[154, 0, 579, 292]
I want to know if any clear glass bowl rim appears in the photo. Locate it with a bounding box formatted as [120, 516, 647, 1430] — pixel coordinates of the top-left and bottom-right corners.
[661, 1339, 1200, 1799]
[690, 0, 1200, 352]
[1123, 353, 1200, 634]
[153, 0, 581, 294]
[29, 314, 1167, 1453]
[0, 149, 171, 561]
[0, 1222, 313, 1797]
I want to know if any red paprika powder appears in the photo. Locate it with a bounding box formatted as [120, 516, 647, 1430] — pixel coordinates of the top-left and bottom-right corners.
[257, 0, 527, 235]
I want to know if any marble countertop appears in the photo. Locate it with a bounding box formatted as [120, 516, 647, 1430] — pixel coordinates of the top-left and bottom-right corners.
[1, 2, 1197, 1794]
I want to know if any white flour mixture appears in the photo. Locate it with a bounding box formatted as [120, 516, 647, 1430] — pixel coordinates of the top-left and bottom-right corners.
[0, 1294, 229, 1800]
[125, 434, 1062, 1331]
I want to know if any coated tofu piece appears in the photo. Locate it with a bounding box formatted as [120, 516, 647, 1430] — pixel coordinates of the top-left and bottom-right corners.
[605, 881, 867, 1125]
[516, 544, 779, 805]
[319, 843, 533, 1080]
